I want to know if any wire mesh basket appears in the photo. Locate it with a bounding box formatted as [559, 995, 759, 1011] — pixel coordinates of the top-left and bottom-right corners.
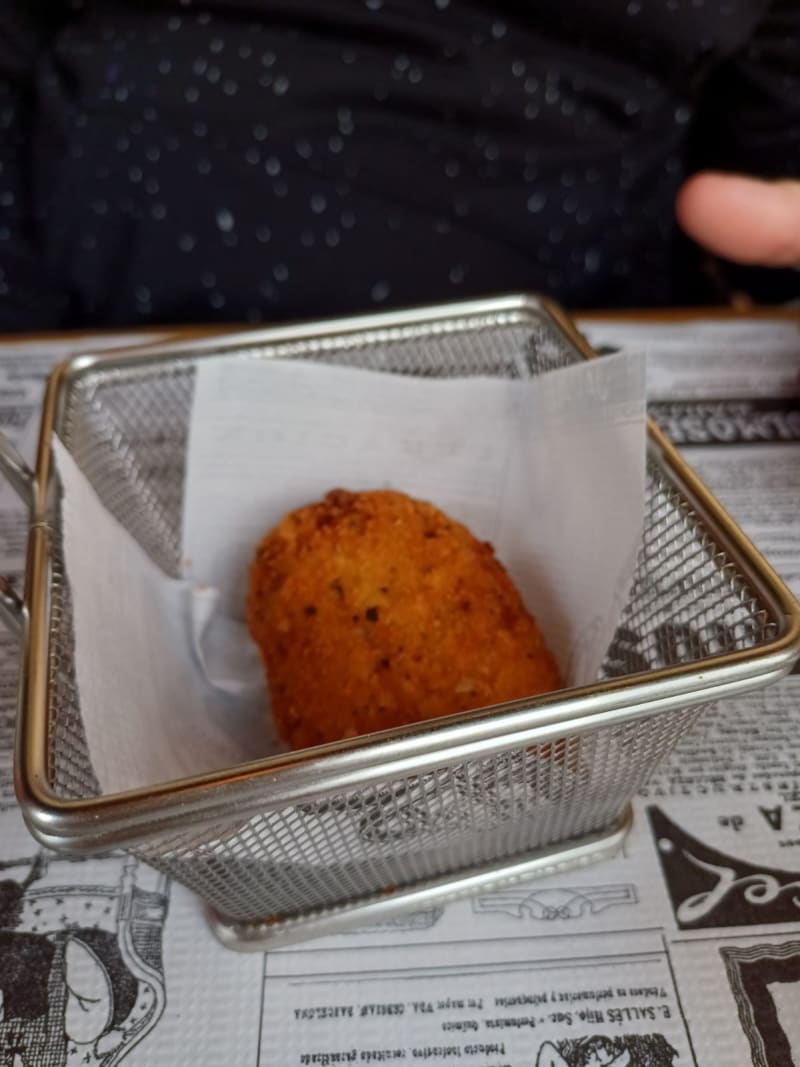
[9, 294, 800, 949]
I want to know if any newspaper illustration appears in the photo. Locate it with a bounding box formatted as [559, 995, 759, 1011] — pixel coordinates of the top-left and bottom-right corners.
[721, 941, 800, 1067]
[0, 842, 169, 1066]
[472, 884, 638, 922]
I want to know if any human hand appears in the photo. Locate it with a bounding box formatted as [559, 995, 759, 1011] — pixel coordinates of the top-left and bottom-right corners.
[676, 172, 800, 268]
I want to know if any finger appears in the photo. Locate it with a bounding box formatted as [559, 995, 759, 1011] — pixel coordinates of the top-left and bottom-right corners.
[675, 172, 800, 268]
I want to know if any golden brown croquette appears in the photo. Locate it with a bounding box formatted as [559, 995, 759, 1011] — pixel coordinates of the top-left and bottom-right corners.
[247, 489, 561, 750]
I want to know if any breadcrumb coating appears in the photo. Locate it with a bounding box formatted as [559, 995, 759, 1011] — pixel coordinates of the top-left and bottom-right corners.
[247, 489, 562, 749]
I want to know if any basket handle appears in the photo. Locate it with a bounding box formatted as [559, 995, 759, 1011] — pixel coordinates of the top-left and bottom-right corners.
[0, 575, 23, 637]
[0, 430, 34, 636]
[0, 430, 35, 510]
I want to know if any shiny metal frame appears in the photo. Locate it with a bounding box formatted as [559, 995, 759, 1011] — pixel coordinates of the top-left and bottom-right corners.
[5, 293, 800, 949]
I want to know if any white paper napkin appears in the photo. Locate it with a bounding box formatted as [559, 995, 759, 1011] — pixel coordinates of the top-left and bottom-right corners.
[55, 350, 646, 795]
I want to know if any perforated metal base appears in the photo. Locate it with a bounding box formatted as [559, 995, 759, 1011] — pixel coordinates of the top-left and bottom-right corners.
[208, 806, 633, 950]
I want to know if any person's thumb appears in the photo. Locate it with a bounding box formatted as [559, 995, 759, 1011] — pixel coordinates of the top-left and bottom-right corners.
[675, 172, 800, 268]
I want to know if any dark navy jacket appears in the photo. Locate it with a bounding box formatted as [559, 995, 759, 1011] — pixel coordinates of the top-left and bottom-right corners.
[0, 1, 798, 331]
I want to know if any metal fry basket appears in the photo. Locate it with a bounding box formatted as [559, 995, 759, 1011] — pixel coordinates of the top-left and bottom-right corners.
[8, 295, 800, 949]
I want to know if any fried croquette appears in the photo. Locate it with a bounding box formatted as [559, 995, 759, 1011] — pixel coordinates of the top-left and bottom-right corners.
[247, 489, 562, 750]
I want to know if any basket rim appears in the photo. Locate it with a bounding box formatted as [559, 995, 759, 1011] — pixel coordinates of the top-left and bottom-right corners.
[15, 292, 800, 852]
